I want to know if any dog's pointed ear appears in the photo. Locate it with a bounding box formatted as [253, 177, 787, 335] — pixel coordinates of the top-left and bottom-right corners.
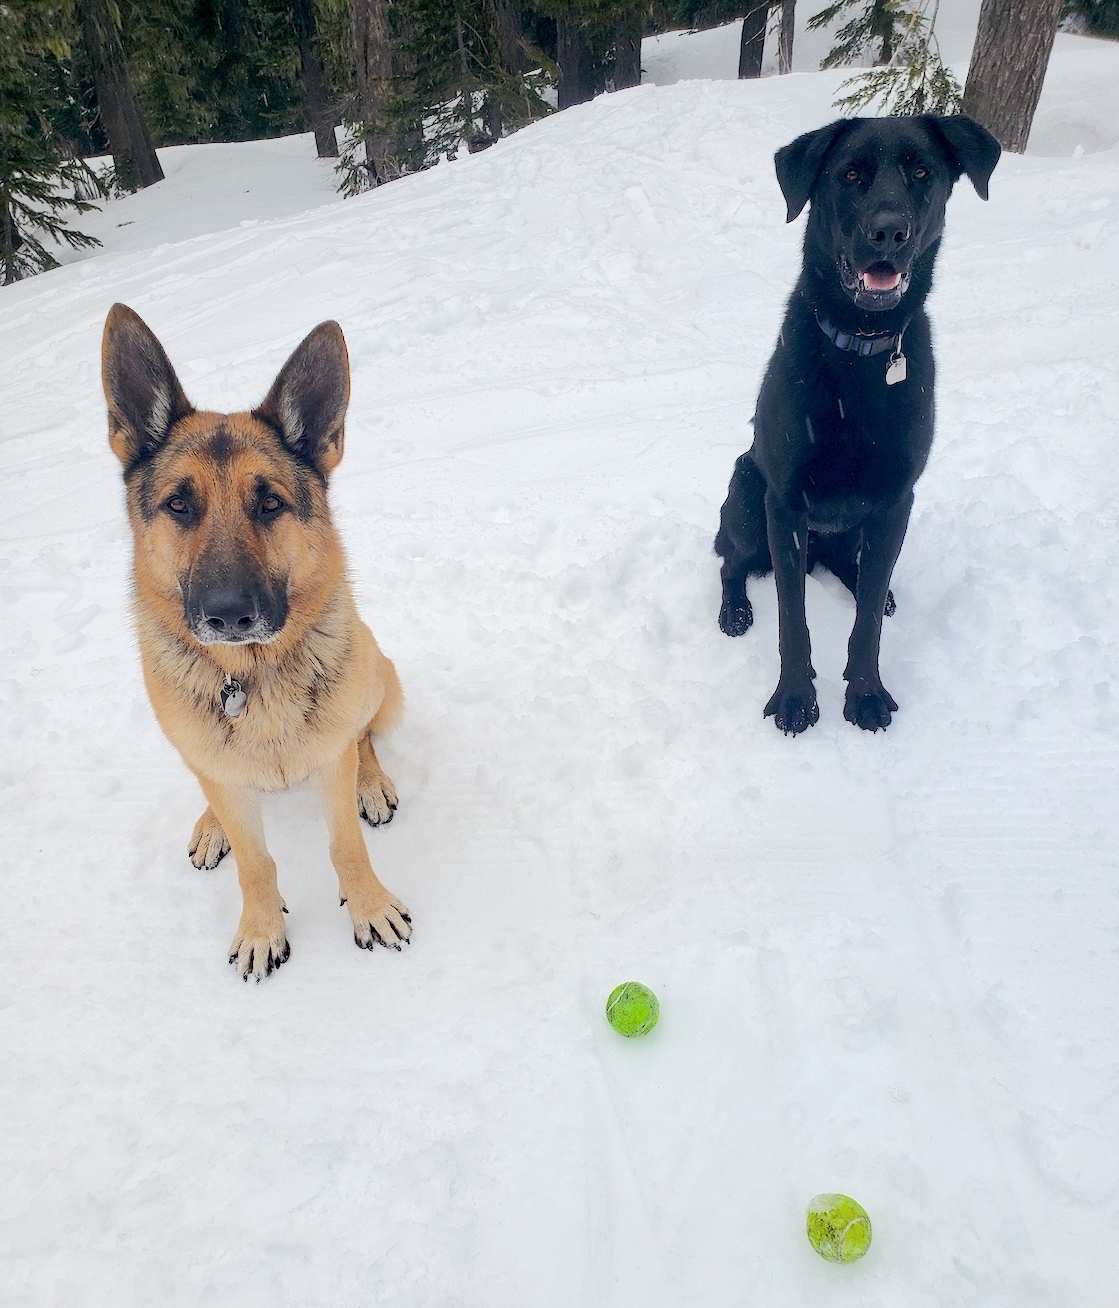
[255, 321, 350, 477]
[102, 304, 194, 471]
[775, 120, 853, 222]
[929, 115, 1001, 200]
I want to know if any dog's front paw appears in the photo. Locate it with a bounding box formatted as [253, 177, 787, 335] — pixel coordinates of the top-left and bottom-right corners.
[189, 807, 230, 870]
[764, 679, 820, 735]
[229, 908, 290, 982]
[357, 770, 398, 827]
[719, 593, 753, 637]
[344, 889, 412, 951]
[884, 589, 896, 618]
[844, 680, 898, 732]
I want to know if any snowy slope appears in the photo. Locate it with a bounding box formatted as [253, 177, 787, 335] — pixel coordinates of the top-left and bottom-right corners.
[2, 25, 1119, 1308]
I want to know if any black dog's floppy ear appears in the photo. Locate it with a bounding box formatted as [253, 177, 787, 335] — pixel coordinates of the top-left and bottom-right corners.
[255, 321, 350, 477]
[929, 115, 1001, 200]
[775, 120, 854, 222]
[102, 303, 194, 471]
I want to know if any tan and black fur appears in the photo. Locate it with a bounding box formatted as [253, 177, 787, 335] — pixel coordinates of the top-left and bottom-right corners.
[103, 303, 411, 980]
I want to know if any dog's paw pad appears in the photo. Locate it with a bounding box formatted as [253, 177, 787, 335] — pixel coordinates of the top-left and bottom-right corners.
[884, 589, 897, 618]
[188, 809, 230, 870]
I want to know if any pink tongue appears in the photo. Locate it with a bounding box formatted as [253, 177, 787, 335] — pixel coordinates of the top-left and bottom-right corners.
[863, 268, 901, 291]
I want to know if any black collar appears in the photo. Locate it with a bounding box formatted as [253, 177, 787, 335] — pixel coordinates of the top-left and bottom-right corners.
[816, 312, 906, 358]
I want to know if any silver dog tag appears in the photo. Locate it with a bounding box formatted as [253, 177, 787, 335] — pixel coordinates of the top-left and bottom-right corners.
[221, 678, 247, 717]
[885, 348, 907, 386]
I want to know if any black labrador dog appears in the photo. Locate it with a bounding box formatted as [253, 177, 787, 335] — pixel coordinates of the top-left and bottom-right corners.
[715, 115, 999, 734]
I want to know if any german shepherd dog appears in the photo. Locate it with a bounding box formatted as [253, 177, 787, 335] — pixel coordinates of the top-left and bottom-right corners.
[103, 304, 411, 980]
[715, 116, 1000, 734]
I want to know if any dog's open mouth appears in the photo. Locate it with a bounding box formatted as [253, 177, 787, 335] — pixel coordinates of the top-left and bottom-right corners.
[840, 257, 910, 308]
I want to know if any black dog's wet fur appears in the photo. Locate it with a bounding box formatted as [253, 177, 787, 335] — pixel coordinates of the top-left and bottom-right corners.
[715, 115, 1000, 734]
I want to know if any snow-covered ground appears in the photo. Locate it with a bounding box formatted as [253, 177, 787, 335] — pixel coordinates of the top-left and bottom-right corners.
[2, 16, 1119, 1308]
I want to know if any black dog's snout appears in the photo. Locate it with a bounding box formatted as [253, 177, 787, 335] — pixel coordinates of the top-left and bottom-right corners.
[866, 210, 911, 251]
[201, 589, 260, 634]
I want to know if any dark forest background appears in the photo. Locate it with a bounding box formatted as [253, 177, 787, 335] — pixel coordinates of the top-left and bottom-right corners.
[2, 0, 1114, 281]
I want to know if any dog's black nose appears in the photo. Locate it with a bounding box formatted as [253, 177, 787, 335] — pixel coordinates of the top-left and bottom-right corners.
[866, 210, 911, 250]
[201, 590, 260, 634]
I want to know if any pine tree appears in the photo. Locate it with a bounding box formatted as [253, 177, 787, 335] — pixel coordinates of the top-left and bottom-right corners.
[962, 0, 1062, 152]
[294, 0, 340, 155]
[830, 0, 961, 115]
[1, 1, 103, 284]
[808, 0, 911, 65]
[77, 0, 164, 189]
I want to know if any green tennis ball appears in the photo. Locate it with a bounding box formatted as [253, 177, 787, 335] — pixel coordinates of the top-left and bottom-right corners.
[806, 1194, 872, 1264]
[606, 982, 659, 1037]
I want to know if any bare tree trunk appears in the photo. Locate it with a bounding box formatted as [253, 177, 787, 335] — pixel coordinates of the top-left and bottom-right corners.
[493, 0, 529, 73]
[293, 0, 338, 157]
[738, 2, 769, 78]
[777, 0, 795, 74]
[2, 187, 21, 285]
[349, 0, 396, 183]
[556, 18, 595, 109]
[77, 0, 163, 191]
[961, 0, 1062, 153]
[613, 8, 643, 90]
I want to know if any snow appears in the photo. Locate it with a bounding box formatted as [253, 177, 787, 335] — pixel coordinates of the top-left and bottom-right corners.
[2, 17, 1119, 1308]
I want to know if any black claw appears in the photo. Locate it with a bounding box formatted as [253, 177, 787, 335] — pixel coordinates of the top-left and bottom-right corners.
[281, 905, 288, 914]
[401, 913, 412, 924]
[339, 897, 347, 907]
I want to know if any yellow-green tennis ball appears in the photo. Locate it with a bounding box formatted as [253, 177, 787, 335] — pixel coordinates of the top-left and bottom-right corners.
[606, 982, 659, 1037]
[806, 1194, 872, 1264]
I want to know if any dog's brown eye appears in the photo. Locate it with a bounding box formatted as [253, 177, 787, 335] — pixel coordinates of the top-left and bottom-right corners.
[913, 166, 929, 180]
[166, 496, 189, 514]
[260, 494, 284, 515]
[843, 168, 859, 183]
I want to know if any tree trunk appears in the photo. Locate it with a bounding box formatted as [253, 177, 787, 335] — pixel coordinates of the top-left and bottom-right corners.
[493, 0, 529, 73]
[2, 188, 21, 285]
[613, 8, 643, 91]
[961, 0, 1062, 153]
[349, 0, 396, 183]
[77, 0, 163, 191]
[738, 2, 769, 78]
[556, 18, 595, 109]
[777, 0, 795, 74]
[293, 0, 338, 157]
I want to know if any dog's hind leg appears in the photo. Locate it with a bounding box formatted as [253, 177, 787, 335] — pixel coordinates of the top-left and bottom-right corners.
[357, 653, 403, 827]
[315, 739, 411, 951]
[716, 452, 771, 637]
[188, 806, 230, 870]
[194, 775, 289, 982]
